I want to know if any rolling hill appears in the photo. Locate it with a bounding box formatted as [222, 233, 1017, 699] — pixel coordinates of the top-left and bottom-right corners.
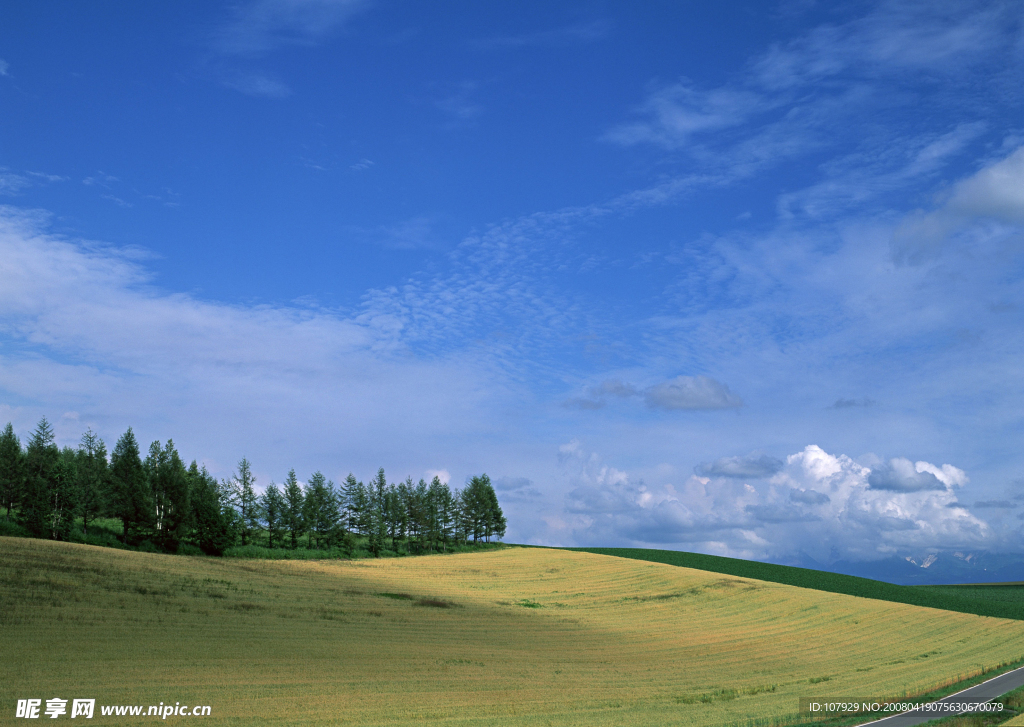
[3, 537, 1024, 726]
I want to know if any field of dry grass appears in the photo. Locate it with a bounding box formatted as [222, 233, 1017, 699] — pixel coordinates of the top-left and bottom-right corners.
[3, 537, 1024, 726]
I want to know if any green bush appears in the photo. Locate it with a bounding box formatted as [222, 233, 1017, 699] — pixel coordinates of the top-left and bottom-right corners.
[0, 518, 29, 538]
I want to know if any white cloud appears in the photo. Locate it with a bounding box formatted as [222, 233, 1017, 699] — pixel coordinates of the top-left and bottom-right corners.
[559, 443, 990, 561]
[216, 0, 369, 55]
[221, 71, 291, 98]
[0, 172, 30, 196]
[425, 469, 450, 485]
[867, 457, 948, 492]
[644, 375, 742, 410]
[946, 145, 1024, 222]
[892, 145, 1024, 263]
[562, 375, 742, 413]
[471, 20, 611, 50]
[753, 1, 1009, 89]
[604, 83, 762, 149]
[346, 216, 438, 250]
[0, 206, 506, 483]
[695, 453, 783, 479]
[0, 59, 8, 76]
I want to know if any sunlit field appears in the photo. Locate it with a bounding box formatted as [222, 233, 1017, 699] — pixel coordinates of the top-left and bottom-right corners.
[3, 537, 1024, 726]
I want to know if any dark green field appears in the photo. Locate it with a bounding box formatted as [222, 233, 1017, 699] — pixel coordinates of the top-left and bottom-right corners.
[563, 547, 1024, 621]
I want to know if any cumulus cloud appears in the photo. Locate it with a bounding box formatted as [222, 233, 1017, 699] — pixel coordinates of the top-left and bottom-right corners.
[868, 458, 967, 492]
[644, 375, 742, 410]
[790, 488, 830, 505]
[868, 458, 945, 492]
[695, 453, 783, 479]
[561, 443, 989, 561]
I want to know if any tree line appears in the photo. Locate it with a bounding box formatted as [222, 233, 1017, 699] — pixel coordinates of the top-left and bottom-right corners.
[0, 417, 506, 556]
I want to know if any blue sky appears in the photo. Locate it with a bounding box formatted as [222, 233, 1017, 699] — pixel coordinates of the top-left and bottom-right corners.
[2, 0, 1024, 563]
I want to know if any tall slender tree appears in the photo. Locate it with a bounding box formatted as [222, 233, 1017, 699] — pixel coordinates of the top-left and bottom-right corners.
[187, 461, 233, 555]
[20, 417, 60, 538]
[108, 427, 152, 544]
[282, 469, 305, 549]
[260, 482, 286, 549]
[368, 468, 388, 556]
[146, 440, 190, 549]
[49, 448, 78, 540]
[228, 458, 259, 546]
[76, 429, 108, 537]
[303, 471, 341, 549]
[0, 423, 23, 519]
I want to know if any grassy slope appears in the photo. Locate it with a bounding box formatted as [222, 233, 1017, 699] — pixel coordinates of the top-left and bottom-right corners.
[564, 548, 1024, 620]
[4, 538, 1024, 727]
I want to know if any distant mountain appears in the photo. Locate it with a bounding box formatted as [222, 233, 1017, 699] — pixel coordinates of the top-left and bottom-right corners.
[820, 551, 1024, 586]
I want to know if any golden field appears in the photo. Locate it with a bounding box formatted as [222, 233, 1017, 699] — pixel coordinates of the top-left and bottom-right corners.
[2, 537, 1023, 726]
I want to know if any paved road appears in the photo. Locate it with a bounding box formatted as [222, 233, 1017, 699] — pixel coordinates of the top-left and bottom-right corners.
[860, 664, 1024, 726]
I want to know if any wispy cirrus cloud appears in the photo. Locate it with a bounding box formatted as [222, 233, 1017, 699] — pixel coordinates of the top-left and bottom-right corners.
[562, 375, 741, 411]
[891, 144, 1024, 263]
[604, 1, 1021, 215]
[210, 0, 369, 99]
[0, 206, 506, 484]
[220, 70, 292, 98]
[215, 0, 370, 56]
[471, 20, 611, 50]
[0, 172, 31, 196]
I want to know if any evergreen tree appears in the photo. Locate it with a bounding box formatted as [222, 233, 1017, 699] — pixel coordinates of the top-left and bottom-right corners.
[76, 429, 108, 537]
[430, 476, 454, 552]
[108, 427, 153, 544]
[461, 475, 504, 543]
[146, 440, 190, 550]
[49, 448, 78, 540]
[409, 478, 428, 552]
[282, 469, 305, 549]
[161, 441, 190, 548]
[368, 467, 388, 556]
[260, 482, 286, 549]
[228, 458, 259, 546]
[303, 471, 341, 549]
[384, 482, 400, 550]
[20, 417, 60, 538]
[341, 473, 360, 533]
[396, 477, 413, 549]
[145, 441, 168, 533]
[0, 423, 23, 519]
[480, 475, 506, 542]
[348, 476, 370, 537]
[186, 461, 234, 555]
